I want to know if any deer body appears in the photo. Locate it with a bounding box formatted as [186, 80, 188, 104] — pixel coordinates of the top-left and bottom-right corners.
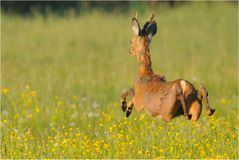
[121, 14, 215, 122]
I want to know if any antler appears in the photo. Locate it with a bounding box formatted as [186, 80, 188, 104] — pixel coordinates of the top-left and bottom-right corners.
[135, 12, 138, 19]
[147, 13, 155, 23]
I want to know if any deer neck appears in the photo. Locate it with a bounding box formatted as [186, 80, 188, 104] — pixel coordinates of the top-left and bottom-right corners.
[138, 49, 154, 76]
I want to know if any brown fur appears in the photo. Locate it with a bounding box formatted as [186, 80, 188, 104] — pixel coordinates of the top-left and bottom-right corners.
[121, 14, 215, 122]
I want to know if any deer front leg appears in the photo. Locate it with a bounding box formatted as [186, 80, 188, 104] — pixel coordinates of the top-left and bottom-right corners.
[121, 88, 135, 112]
[126, 100, 134, 118]
[198, 84, 215, 116]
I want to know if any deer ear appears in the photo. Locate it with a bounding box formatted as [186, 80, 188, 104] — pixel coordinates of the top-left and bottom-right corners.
[145, 21, 157, 38]
[132, 18, 140, 36]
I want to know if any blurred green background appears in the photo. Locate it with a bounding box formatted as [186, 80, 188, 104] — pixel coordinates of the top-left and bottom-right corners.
[2, 1, 237, 104]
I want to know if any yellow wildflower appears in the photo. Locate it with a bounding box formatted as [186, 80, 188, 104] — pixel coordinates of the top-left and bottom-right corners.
[2, 88, 10, 94]
[221, 98, 226, 104]
[35, 107, 40, 112]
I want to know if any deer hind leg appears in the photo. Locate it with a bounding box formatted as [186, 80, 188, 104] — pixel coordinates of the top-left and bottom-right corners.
[189, 100, 202, 122]
[198, 84, 215, 116]
[176, 83, 192, 120]
[121, 88, 135, 112]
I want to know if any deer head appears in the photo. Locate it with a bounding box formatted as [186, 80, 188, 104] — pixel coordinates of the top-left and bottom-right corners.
[129, 13, 157, 60]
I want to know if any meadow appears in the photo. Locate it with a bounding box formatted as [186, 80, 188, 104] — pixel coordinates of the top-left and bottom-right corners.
[1, 2, 238, 159]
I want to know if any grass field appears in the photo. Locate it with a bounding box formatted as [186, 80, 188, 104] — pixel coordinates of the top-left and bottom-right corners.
[1, 2, 238, 159]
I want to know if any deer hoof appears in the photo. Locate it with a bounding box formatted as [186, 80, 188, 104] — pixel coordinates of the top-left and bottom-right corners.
[185, 114, 192, 120]
[126, 109, 132, 118]
[207, 109, 215, 116]
[121, 101, 127, 112]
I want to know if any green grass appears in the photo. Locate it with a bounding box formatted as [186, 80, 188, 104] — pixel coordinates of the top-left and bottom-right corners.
[1, 2, 238, 159]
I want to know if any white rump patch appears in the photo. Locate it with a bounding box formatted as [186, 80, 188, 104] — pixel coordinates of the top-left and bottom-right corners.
[180, 80, 187, 94]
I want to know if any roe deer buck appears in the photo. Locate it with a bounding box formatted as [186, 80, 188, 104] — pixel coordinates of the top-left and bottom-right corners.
[121, 14, 215, 122]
